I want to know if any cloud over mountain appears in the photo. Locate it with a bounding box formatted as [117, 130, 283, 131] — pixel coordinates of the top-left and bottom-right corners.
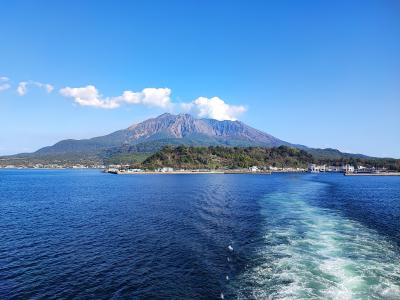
[181, 97, 246, 121]
[1, 75, 246, 121]
[59, 85, 246, 121]
[113, 88, 172, 108]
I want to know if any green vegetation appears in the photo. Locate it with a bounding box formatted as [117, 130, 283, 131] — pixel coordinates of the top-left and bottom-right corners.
[134, 145, 400, 171]
[2, 144, 399, 171]
[3, 114, 398, 170]
[140, 145, 313, 169]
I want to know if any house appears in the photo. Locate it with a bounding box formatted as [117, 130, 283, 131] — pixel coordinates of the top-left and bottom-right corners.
[249, 166, 258, 172]
[356, 166, 377, 174]
[126, 168, 143, 173]
[308, 164, 317, 172]
[343, 164, 354, 173]
[308, 164, 326, 173]
[158, 167, 174, 173]
[327, 166, 342, 172]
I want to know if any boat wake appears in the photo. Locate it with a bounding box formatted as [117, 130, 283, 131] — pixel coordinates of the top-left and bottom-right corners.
[231, 179, 400, 299]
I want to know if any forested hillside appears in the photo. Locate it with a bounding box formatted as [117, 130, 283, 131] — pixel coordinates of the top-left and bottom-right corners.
[141, 145, 313, 169]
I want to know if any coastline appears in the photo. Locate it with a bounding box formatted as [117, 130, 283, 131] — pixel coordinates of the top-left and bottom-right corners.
[112, 170, 273, 175]
[344, 172, 400, 176]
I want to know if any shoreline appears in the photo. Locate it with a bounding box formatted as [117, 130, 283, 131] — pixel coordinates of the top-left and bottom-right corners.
[112, 170, 273, 175]
[2, 168, 399, 176]
[344, 172, 400, 176]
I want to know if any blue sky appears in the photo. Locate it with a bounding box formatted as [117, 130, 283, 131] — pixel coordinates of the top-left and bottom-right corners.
[0, 0, 399, 157]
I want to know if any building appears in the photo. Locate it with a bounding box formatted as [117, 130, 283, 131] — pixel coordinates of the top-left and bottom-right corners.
[326, 166, 342, 172]
[343, 164, 355, 173]
[125, 168, 143, 173]
[158, 167, 174, 173]
[249, 166, 258, 172]
[308, 164, 317, 172]
[308, 164, 326, 173]
[356, 166, 376, 174]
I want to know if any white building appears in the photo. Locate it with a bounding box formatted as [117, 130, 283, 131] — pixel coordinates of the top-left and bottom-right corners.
[308, 164, 326, 172]
[343, 164, 354, 173]
[327, 166, 342, 172]
[126, 168, 143, 173]
[249, 166, 258, 172]
[308, 164, 317, 172]
[159, 167, 174, 173]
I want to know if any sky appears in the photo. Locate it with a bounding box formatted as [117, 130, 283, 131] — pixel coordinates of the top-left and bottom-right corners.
[0, 0, 399, 157]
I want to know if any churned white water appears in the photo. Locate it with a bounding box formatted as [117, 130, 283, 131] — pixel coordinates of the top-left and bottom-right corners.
[233, 180, 400, 299]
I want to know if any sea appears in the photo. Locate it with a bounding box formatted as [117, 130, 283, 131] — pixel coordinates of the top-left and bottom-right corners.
[0, 169, 399, 299]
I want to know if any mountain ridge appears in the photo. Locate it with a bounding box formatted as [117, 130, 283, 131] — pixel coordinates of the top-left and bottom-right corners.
[1, 113, 378, 163]
[32, 113, 291, 155]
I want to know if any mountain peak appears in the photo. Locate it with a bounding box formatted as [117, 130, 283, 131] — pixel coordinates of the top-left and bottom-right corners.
[32, 113, 289, 157]
[156, 112, 193, 119]
[122, 113, 287, 145]
[156, 112, 174, 118]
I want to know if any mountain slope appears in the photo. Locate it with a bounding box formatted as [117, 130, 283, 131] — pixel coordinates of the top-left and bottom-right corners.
[120, 113, 289, 147]
[33, 113, 290, 156]
[2, 113, 377, 164]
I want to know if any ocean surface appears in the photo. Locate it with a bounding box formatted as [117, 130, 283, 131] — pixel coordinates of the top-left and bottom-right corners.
[0, 170, 399, 299]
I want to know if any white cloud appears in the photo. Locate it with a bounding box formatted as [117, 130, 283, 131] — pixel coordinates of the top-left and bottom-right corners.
[17, 81, 54, 96]
[16, 82, 27, 95]
[59, 85, 119, 109]
[181, 96, 246, 121]
[142, 88, 171, 107]
[59, 85, 172, 109]
[0, 76, 10, 92]
[59, 84, 246, 120]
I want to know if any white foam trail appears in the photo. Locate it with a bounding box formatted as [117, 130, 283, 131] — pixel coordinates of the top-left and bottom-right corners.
[231, 181, 400, 299]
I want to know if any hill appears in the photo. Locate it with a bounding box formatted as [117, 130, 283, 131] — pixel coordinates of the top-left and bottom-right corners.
[141, 145, 313, 169]
[139, 146, 400, 171]
[0, 113, 389, 166]
[34, 113, 289, 157]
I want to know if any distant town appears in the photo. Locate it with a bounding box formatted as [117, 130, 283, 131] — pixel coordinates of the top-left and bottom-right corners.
[103, 163, 399, 175]
[2, 161, 396, 176]
[1, 144, 399, 176]
[0, 163, 105, 170]
[1, 159, 399, 177]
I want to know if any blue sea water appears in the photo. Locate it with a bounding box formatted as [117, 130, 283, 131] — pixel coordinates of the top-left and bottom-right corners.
[0, 170, 399, 299]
